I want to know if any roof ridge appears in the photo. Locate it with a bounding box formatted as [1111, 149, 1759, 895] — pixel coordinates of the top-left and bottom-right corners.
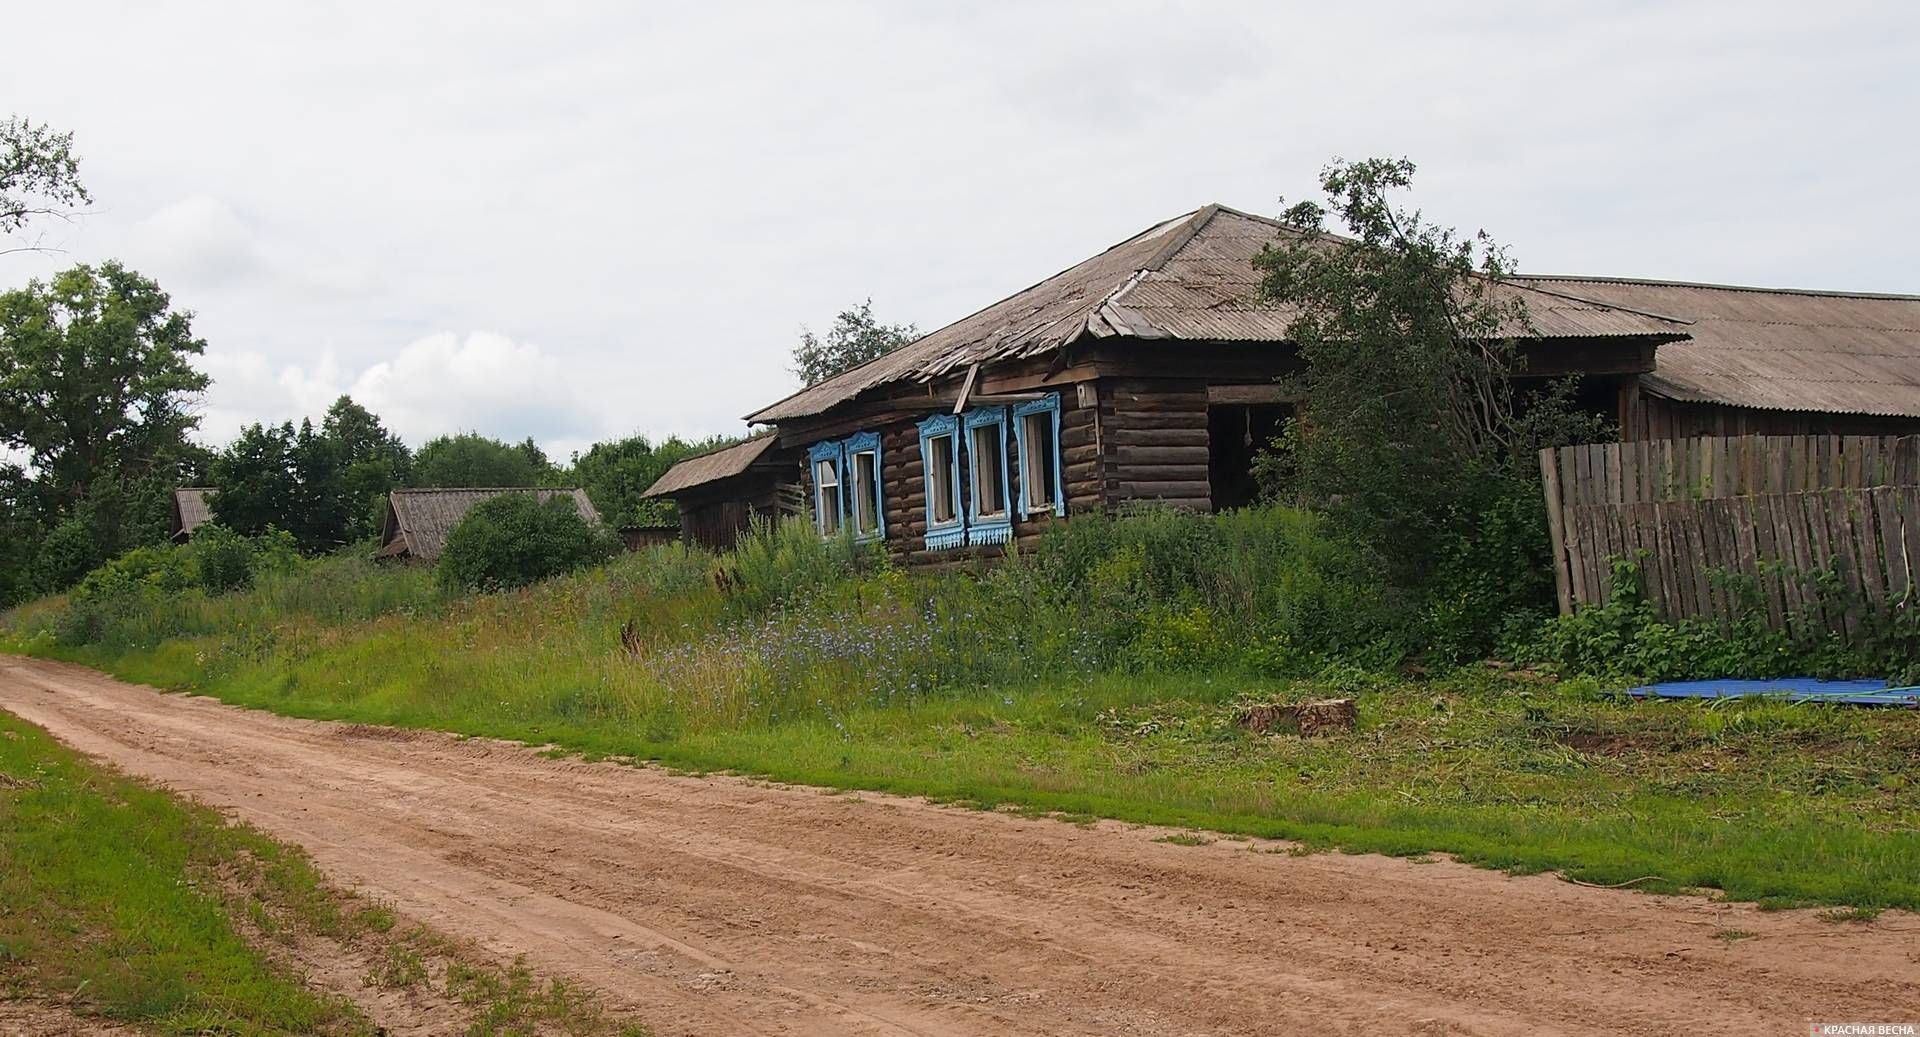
[391, 486, 586, 493]
[1521, 274, 1920, 302]
[743, 206, 1215, 423]
[1510, 281, 1695, 327]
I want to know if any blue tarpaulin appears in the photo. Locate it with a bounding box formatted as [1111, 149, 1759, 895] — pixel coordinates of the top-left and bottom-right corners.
[1627, 678, 1920, 707]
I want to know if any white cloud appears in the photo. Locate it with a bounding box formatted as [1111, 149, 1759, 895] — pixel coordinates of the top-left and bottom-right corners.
[194, 331, 614, 453]
[2, 0, 1914, 454]
[125, 196, 263, 291]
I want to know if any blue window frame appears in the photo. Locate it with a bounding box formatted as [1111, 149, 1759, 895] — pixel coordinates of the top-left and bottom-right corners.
[808, 440, 846, 536]
[962, 406, 1012, 546]
[843, 431, 884, 542]
[809, 432, 886, 541]
[917, 414, 966, 550]
[1012, 393, 1065, 517]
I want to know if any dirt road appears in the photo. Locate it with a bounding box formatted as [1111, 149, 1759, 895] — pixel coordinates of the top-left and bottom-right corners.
[2, 657, 1914, 1035]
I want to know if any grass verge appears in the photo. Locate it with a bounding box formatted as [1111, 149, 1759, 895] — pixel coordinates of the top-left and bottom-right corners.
[0, 706, 649, 1036]
[18, 632, 1920, 913]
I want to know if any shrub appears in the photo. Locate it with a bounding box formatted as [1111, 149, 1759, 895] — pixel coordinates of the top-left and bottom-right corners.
[715, 516, 886, 616]
[1520, 557, 1920, 685]
[437, 494, 618, 592]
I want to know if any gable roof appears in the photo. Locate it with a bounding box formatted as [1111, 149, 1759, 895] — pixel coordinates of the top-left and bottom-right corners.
[377, 487, 601, 562]
[640, 435, 780, 499]
[1518, 277, 1920, 417]
[171, 487, 215, 541]
[746, 204, 1688, 424]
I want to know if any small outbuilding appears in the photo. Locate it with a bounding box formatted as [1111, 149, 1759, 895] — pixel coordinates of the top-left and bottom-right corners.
[640, 434, 799, 550]
[375, 487, 601, 563]
[170, 488, 216, 543]
[1515, 277, 1920, 439]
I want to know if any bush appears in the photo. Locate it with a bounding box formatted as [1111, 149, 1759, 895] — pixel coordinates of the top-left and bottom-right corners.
[437, 494, 618, 592]
[1519, 557, 1920, 685]
[715, 515, 886, 616]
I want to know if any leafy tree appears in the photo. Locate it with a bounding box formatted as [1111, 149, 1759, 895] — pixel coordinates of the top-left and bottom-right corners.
[791, 299, 916, 386]
[209, 423, 301, 540]
[209, 409, 399, 553]
[320, 396, 410, 541]
[0, 262, 209, 597]
[436, 493, 616, 592]
[1254, 157, 1607, 658]
[2, 116, 91, 252]
[0, 262, 209, 510]
[572, 433, 728, 527]
[412, 433, 554, 488]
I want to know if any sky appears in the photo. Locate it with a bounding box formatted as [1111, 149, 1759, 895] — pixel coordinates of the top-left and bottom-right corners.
[5, 1, 1916, 462]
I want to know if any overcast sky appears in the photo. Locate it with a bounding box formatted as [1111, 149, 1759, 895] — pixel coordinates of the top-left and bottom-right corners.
[5, 1, 1916, 461]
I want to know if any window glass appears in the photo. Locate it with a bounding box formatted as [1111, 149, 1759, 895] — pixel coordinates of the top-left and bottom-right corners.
[970, 423, 1005, 518]
[815, 458, 840, 534]
[1020, 411, 1058, 513]
[928, 434, 957, 524]
[851, 450, 879, 534]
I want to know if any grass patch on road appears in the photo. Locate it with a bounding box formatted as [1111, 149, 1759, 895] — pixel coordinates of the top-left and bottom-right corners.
[0, 708, 652, 1036]
[0, 708, 361, 1034]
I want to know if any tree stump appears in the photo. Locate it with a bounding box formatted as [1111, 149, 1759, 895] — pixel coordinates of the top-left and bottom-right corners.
[1294, 698, 1358, 737]
[1235, 698, 1357, 737]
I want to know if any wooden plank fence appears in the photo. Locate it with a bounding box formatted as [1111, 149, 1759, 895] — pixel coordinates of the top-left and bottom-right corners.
[1539, 435, 1920, 630]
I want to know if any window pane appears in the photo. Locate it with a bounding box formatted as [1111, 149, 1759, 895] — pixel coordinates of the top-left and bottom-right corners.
[1021, 412, 1057, 512]
[929, 435, 955, 524]
[853, 451, 879, 534]
[815, 459, 839, 534]
[971, 425, 1004, 517]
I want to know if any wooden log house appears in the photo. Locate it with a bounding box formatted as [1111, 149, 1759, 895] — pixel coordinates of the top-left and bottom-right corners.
[651, 205, 1692, 565]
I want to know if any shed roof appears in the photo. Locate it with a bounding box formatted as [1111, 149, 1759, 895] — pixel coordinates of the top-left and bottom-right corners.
[640, 435, 781, 498]
[171, 487, 215, 541]
[746, 205, 1687, 424]
[1517, 277, 1920, 417]
[377, 488, 601, 562]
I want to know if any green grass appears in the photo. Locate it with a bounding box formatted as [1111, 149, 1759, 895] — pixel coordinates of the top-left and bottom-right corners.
[16, 622, 1920, 912]
[5, 515, 1918, 914]
[0, 707, 654, 1035]
[0, 708, 365, 1034]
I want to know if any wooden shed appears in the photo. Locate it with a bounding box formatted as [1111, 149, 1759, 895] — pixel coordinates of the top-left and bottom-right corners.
[640, 434, 799, 550]
[375, 487, 601, 563]
[739, 204, 1687, 566]
[1515, 277, 1920, 440]
[170, 488, 215, 543]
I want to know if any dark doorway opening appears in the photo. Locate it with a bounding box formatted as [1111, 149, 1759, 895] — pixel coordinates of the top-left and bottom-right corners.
[1208, 403, 1291, 511]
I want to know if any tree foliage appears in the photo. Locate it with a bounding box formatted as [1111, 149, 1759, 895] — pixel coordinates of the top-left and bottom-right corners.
[436, 493, 616, 592]
[572, 433, 729, 527]
[1, 116, 91, 249]
[791, 299, 916, 387]
[412, 433, 553, 489]
[0, 263, 209, 601]
[1254, 157, 1610, 658]
[209, 397, 412, 553]
[0, 262, 209, 506]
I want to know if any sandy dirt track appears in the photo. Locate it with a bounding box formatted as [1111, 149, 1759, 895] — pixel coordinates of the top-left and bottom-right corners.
[2, 657, 1915, 1036]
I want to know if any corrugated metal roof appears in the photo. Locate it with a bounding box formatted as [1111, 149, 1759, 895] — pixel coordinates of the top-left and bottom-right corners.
[641, 435, 780, 498]
[746, 205, 1686, 423]
[1518, 278, 1920, 417]
[171, 488, 214, 541]
[380, 488, 601, 562]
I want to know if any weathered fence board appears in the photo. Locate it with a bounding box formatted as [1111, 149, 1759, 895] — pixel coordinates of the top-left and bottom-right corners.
[1541, 435, 1920, 630]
